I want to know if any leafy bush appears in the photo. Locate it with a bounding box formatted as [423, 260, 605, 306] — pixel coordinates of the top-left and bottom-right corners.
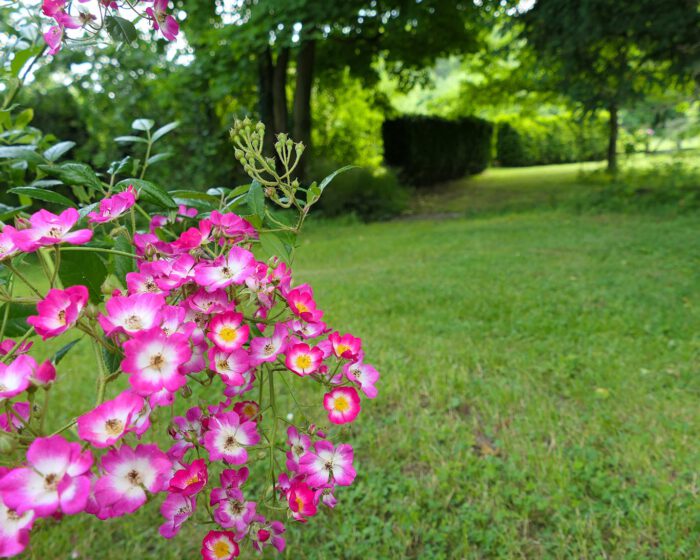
[310, 160, 409, 221]
[496, 115, 608, 167]
[578, 160, 700, 212]
[382, 115, 493, 187]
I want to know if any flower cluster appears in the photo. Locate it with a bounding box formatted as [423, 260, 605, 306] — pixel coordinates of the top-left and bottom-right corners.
[40, 0, 179, 55]
[0, 190, 378, 557]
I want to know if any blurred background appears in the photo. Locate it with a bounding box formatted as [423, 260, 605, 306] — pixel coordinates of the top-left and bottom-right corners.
[2, 1, 700, 558]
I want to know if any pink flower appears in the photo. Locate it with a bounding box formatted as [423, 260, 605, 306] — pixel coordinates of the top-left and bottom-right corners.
[31, 360, 56, 387]
[248, 514, 285, 553]
[194, 247, 255, 291]
[344, 360, 379, 399]
[152, 255, 196, 291]
[121, 328, 192, 396]
[76, 391, 145, 448]
[207, 311, 249, 352]
[285, 426, 311, 472]
[0, 355, 35, 399]
[289, 319, 327, 339]
[171, 406, 205, 443]
[87, 187, 136, 223]
[287, 481, 317, 523]
[284, 343, 323, 376]
[43, 25, 63, 55]
[323, 386, 361, 425]
[145, 0, 180, 41]
[0, 227, 19, 261]
[27, 286, 89, 340]
[209, 211, 257, 241]
[159, 493, 195, 539]
[203, 411, 260, 465]
[249, 323, 287, 365]
[92, 444, 171, 519]
[201, 530, 239, 560]
[0, 402, 30, 433]
[0, 435, 93, 517]
[232, 400, 260, 423]
[299, 441, 356, 487]
[10, 209, 92, 252]
[168, 459, 208, 496]
[208, 347, 250, 387]
[285, 285, 323, 322]
[186, 289, 229, 315]
[0, 494, 34, 558]
[42, 0, 65, 17]
[98, 293, 165, 336]
[328, 331, 362, 360]
[212, 488, 256, 533]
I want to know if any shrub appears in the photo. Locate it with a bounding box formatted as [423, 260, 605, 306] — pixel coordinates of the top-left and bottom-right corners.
[382, 115, 493, 187]
[310, 160, 409, 221]
[496, 115, 608, 167]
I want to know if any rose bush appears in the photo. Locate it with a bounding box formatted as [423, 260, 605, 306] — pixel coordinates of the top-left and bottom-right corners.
[0, 116, 377, 558]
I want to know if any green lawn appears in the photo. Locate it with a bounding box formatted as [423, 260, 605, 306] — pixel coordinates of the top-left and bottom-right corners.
[16, 162, 700, 559]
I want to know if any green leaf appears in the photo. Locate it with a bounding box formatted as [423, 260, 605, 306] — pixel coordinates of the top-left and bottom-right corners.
[78, 202, 99, 220]
[246, 181, 265, 219]
[8, 187, 76, 207]
[101, 341, 123, 374]
[59, 250, 107, 303]
[131, 119, 154, 132]
[114, 135, 147, 144]
[151, 121, 179, 143]
[14, 109, 33, 129]
[0, 146, 44, 164]
[52, 338, 83, 365]
[31, 179, 62, 188]
[113, 236, 136, 281]
[43, 141, 75, 162]
[39, 163, 103, 191]
[169, 189, 220, 203]
[0, 303, 35, 337]
[11, 46, 42, 77]
[107, 156, 132, 175]
[319, 165, 356, 193]
[258, 232, 291, 264]
[146, 152, 172, 165]
[0, 203, 29, 222]
[105, 15, 138, 44]
[115, 178, 177, 209]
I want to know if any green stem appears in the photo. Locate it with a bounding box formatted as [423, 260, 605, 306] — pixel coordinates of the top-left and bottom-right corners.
[2, 326, 35, 363]
[92, 338, 108, 405]
[268, 367, 278, 501]
[5, 263, 43, 298]
[0, 276, 14, 342]
[59, 246, 137, 259]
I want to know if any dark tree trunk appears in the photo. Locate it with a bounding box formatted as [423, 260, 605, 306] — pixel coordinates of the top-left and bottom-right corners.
[273, 46, 290, 136]
[607, 103, 618, 173]
[293, 39, 316, 180]
[257, 46, 275, 155]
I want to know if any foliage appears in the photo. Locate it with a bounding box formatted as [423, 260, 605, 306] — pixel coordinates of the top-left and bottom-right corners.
[495, 115, 608, 167]
[310, 161, 409, 222]
[383, 115, 493, 187]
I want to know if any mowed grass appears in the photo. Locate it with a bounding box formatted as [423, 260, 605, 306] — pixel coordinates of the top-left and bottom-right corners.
[17, 163, 700, 559]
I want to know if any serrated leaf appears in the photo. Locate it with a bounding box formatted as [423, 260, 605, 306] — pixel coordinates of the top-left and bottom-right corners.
[43, 141, 75, 162]
[0, 303, 35, 337]
[246, 181, 265, 219]
[105, 15, 138, 44]
[131, 119, 154, 132]
[59, 250, 107, 303]
[115, 178, 177, 209]
[52, 338, 82, 365]
[0, 146, 44, 164]
[10, 46, 42, 77]
[151, 121, 179, 143]
[114, 135, 147, 144]
[8, 187, 76, 207]
[113, 236, 136, 281]
[258, 232, 291, 264]
[146, 152, 172, 165]
[319, 165, 356, 193]
[39, 163, 103, 191]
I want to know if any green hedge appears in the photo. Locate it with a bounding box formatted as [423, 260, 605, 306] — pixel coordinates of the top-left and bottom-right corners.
[495, 116, 607, 167]
[382, 116, 493, 186]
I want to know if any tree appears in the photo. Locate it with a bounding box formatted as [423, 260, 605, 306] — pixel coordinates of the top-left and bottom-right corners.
[519, 0, 700, 172]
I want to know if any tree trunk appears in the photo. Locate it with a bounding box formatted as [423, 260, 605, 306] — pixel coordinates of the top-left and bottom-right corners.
[272, 46, 290, 136]
[607, 104, 618, 173]
[293, 39, 316, 180]
[257, 46, 275, 156]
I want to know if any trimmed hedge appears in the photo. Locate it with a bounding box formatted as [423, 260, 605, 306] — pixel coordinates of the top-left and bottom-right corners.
[383, 116, 493, 186]
[495, 116, 607, 167]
